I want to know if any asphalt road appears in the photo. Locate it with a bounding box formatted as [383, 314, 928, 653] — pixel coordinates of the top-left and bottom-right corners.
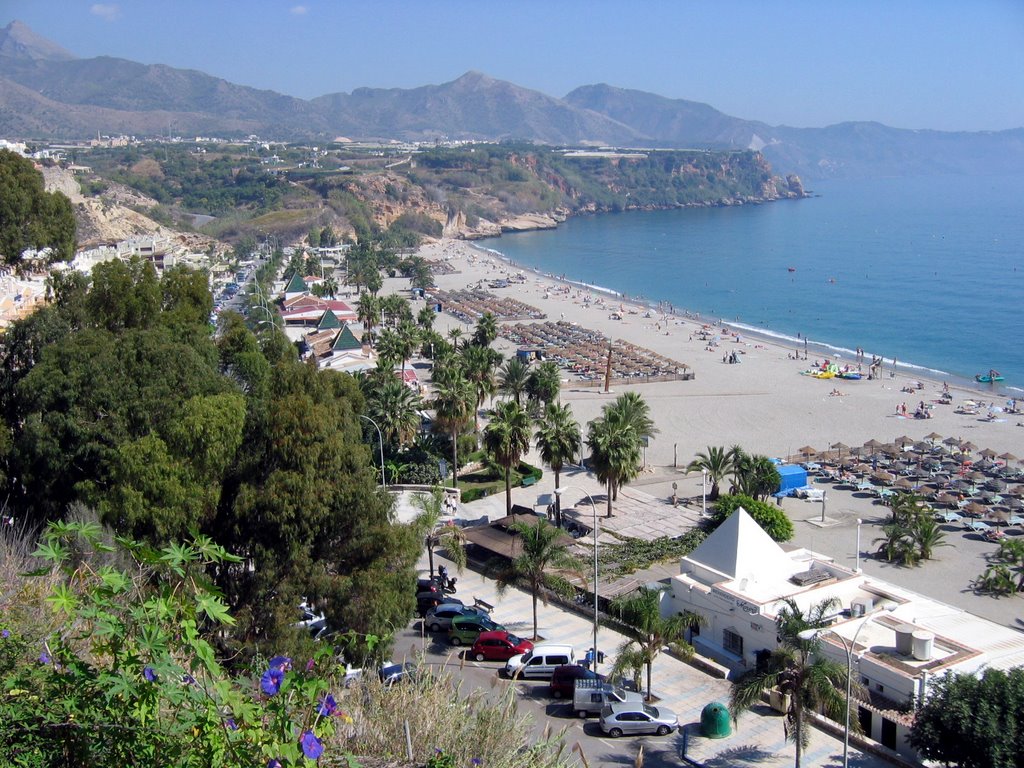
[393, 619, 689, 768]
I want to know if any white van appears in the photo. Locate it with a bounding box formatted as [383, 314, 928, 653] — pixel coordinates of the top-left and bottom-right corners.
[504, 644, 576, 678]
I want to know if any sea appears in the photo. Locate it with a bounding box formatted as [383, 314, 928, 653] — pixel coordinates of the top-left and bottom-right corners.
[479, 174, 1024, 394]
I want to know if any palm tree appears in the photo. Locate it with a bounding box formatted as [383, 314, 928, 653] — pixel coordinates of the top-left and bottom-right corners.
[447, 327, 463, 351]
[730, 597, 851, 768]
[875, 492, 948, 565]
[525, 360, 562, 411]
[461, 344, 500, 432]
[534, 402, 581, 527]
[413, 485, 468, 578]
[374, 328, 402, 372]
[732, 449, 783, 501]
[356, 293, 380, 340]
[321, 275, 338, 298]
[417, 304, 437, 331]
[606, 391, 657, 442]
[484, 400, 532, 516]
[495, 519, 579, 640]
[394, 320, 421, 377]
[688, 446, 734, 500]
[366, 376, 423, 451]
[498, 356, 531, 404]
[431, 369, 475, 489]
[473, 311, 499, 347]
[587, 408, 641, 517]
[609, 585, 702, 700]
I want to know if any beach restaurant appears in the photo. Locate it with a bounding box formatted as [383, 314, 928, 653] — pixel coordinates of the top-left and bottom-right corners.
[667, 508, 1024, 762]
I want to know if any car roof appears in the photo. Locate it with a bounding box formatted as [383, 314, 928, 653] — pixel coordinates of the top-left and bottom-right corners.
[606, 701, 643, 713]
[475, 630, 509, 641]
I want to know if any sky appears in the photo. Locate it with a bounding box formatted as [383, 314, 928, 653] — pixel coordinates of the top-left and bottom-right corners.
[5, 0, 1024, 132]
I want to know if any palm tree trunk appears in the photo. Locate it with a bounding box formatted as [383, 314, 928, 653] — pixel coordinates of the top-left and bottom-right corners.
[794, 707, 803, 768]
[646, 659, 653, 701]
[451, 428, 459, 489]
[505, 465, 512, 516]
[606, 490, 613, 518]
[532, 590, 539, 640]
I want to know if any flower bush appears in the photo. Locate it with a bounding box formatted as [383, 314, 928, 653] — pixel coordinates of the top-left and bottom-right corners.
[0, 520, 353, 766]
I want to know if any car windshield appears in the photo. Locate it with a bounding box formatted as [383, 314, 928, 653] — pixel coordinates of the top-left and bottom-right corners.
[642, 703, 657, 716]
[611, 685, 626, 697]
[505, 634, 522, 645]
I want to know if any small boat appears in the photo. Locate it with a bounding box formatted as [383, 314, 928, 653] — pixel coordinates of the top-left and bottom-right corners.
[976, 370, 1004, 383]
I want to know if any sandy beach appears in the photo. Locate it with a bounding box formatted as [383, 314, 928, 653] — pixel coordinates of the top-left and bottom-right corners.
[394, 237, 1024, 629]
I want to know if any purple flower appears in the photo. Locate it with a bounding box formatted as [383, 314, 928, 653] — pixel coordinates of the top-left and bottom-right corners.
[472, 760, 483, 767]
[268, 655, 292, 671]
[182, 673, 196, 686]
[317, 693, 337, 717]
[143, 666, 158, 682]
[267, 760, 282, 768]
[1, 629, 9, 639]
[226, 717, 238, 731]
[306, 658, 316, 673]
[39, 651, 50, 664]
[300, 730, 324, 760]
[260, 666, 285, 696]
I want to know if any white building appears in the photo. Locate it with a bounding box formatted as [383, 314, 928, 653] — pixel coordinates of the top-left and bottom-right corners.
[667, 508, 1024, 760]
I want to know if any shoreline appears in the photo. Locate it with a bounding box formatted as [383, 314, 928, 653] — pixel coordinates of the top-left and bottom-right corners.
[467, 239, 1004, 399]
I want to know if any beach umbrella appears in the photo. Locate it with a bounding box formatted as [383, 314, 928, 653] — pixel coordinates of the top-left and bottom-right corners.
[854, 463, 873, 474]
[895, 435, 914, 448]
[864, 439, 884, 450]
[999, 452, 1018, 466]
[894, 477, 915, 490]
[961, 441, 978, 453]
[926, 432, 943, 442]
[798, 445, 818, 458]
[964, 501, 988, 517]
[831, 441, 850, 460]
[1006, 485, 1024, 498]
[1006, 497, 1023, 510]
[979, 448, 998, 459]
[872, 470, 896, 484]
[969, 470, 987, 482]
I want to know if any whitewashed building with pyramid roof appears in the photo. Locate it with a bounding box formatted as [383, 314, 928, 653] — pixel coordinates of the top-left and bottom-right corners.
[668, 507, 1024, 759]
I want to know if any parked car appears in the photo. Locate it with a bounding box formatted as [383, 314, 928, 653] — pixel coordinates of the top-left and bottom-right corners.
[449, 614, 502, 646]
[379, 661, 417, 686]
[598, 702, 679, 738]
[470, 631, 533, 662]
[424, 603, 489, 633]
[295, 600, 329, 640]
[416, 593, 462, 618]
[504, 644, 576, 679]
[572, 679, 644, 718]
[550, 664, 603, 699]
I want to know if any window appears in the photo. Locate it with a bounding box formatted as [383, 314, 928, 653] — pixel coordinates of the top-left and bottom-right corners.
[550, 655, 569, 665]
[723, 629, 744, 656]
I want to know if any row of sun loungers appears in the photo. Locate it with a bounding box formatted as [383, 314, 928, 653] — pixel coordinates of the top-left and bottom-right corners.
[429, 289, 546, 323]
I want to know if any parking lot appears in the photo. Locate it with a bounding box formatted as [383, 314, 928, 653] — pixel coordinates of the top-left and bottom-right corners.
[398, 555, 899, 768]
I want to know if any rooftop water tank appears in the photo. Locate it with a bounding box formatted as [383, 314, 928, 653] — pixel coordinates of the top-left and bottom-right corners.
[895, 624, 916, 656]
[912, 630, 934, 661]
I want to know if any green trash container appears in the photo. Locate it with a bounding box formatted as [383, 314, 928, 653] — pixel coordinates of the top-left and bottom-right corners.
[700, 701, 731, 739]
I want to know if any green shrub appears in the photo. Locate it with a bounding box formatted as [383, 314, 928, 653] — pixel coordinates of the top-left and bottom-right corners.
[710, 494, 795, 541]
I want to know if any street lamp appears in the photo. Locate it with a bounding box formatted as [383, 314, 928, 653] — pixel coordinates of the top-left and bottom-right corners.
[359, 414, 386, 487]
[799, 605, 896, 768]
[701, 469, 708, 515]
[554, 485, 600, 673]
[855, 519, 863, 572]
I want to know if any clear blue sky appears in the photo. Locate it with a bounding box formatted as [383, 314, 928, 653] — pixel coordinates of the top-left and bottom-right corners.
[6, 0, 1024, 131]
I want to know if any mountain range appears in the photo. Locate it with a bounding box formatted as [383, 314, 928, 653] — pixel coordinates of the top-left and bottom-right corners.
[2, 20, 1022, 180]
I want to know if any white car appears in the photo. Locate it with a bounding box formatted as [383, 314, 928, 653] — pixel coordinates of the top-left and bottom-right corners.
[794, 487, 825, 501]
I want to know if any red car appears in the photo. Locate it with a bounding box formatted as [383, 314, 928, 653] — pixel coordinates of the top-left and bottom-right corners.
[471, 631, 533, 662]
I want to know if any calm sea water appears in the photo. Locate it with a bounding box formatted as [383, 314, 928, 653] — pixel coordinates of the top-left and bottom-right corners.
[480, 175, 1024, 393]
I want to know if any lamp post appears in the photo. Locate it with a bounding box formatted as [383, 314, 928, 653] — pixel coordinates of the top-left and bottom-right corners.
[799, 606, 896, 768]
[701, 469, 708, 515]
[855, 519, 863, 572]
[359, 414, 386, 487]
[555, 485, 600, 673]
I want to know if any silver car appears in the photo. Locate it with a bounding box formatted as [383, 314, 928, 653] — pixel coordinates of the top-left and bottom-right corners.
[423, 603, 489, 633]
[598, 702, 678, 737]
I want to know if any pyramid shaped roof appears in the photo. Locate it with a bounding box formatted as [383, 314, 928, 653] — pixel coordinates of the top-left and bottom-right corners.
[687, 507, 794, 581]
[284, 271, 307, 294]
[317, 309, 341, 330]
[332, 323, 361, 352]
